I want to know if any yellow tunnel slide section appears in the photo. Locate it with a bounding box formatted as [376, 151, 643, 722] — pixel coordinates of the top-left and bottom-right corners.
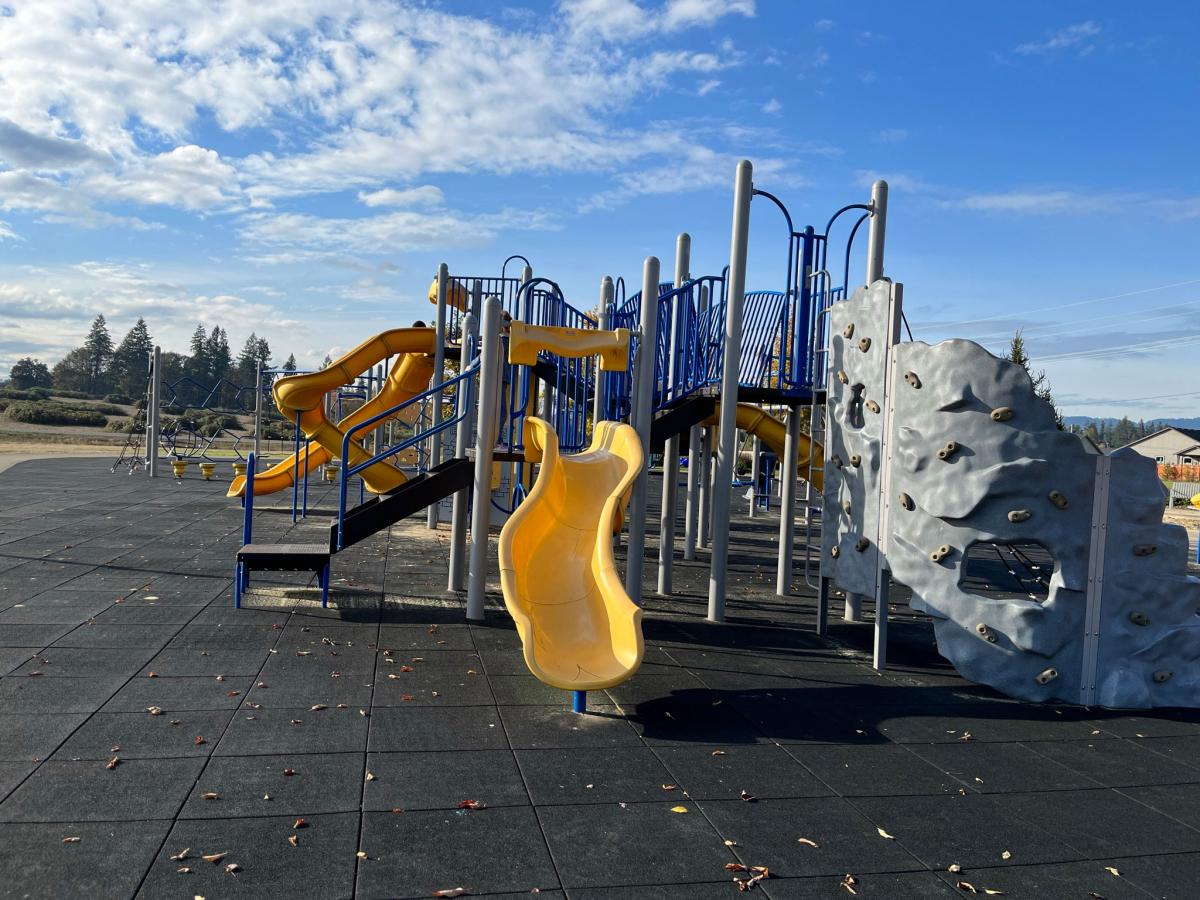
[702, 403, 823, 492]
[499, 417, 645, 692]
[229, 328, 437, 498]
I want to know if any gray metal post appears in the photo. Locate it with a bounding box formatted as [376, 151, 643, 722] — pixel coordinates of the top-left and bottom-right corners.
[707, 159, 753, 622]
[253, 361, 263, 471]
[146, 345, 161, 477]
[866, 180, 888, 284]
[449, 310, 479, 592]
[657, 233, 690, 595]
[592, 276, 613, 430]
[698, 426, 713, 548]
[775, 406, 800, 596]
[624, 256, 661, 604]
[428, 264, 450, 528]
[467, 297, 503, 621]
[845, 592, 864, 621]
[748, 435, 761, 517]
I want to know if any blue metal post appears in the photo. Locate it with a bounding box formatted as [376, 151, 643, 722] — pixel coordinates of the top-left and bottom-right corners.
[301, 435, 311, 519]
[236, 451, 256, 608]
[573, 690, 586, 713]
[291, 412, 302, 523]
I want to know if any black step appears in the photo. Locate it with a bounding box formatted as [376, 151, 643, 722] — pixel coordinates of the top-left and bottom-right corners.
[237, 543, 330, 572]
[333, 457, 474, 551]
[650, 396, 716, 451]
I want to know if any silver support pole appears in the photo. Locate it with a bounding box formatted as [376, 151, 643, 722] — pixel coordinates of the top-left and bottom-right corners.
[698, 426, 713, 548]
[147, 345, 161, 477]
[708, 159, 753, 622]
[592, 276, 613, 430]
[686, 282, 711, 557]
[449, 310, 480, 592]
[657, 233, 690, 595]
[866, 180, 888, 283]
[428, 264, 449, 528]
[775, 406, 800, 596]
[748, 435, 761, 517]
[253, 361, 263, 470]
[624, 256, 661, 605]
[373, 363, 386, 457]
[845, 592, 864, 622]
[467, 297, 502, 621]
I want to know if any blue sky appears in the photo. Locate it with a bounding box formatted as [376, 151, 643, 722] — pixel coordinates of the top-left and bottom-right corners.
[1, 1, 1198, 417]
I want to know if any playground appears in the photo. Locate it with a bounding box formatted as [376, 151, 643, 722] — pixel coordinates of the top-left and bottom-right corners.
[2, 163, 1199, 898]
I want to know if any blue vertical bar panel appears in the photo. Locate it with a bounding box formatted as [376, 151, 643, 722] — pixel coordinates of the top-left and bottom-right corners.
[797, 226, 816, 388]
[572, 690, 586, 713]
[291, 411, 302, 523]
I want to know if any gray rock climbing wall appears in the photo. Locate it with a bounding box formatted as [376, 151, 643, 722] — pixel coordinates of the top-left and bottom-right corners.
[824, 288, 1200, 709]
[820, 281, 894, 596]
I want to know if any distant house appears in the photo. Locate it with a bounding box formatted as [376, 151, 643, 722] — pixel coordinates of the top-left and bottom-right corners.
[1121, 427, 1200, 466]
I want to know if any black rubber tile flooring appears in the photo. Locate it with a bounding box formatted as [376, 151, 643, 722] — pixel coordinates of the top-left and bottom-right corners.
[0, 458, 1198, 898]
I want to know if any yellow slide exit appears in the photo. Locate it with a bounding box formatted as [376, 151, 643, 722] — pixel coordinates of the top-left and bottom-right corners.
[229, 328, 437, 498]
[703, 402, 823, 492]
[499, 417, 645, 692]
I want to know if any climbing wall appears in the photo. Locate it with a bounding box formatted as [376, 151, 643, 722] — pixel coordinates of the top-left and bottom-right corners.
[820, 281, 896, 597]
[883, 337, 1200, 709]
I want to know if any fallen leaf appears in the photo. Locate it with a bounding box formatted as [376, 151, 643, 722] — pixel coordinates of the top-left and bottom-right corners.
[876, 827, 894, 840]
[797, 837, 820, 848]
[365, 772, 376, 782]
[293, 818, 308, 829]
[201, 852, 226, 864]
[457, 800, 487, 810]
[725, 863, 748, 872]
[670, 805, 689, 813]
[356, 851, 368, 860]
[225, 691, 240, 697]
[724, 840, 738, 847]
[287, 835, 298, 847]
[1104, 867, 1121, 877]
[147, 706, 163, 716]
[982, 890, 1006, 897]
[399, 665, 413, 672]
[263, 793, 271, 801]
[201, 792, 219, 801]
[711, 749, 726, 756]
[283, 768, 296, 776]
[147, 672, 157, 678]
[170, 848, 190, 861]
[311, 704, 327, 711]
[432, 889, 467, 898]
[662, 784, 677, 791]
[1000, 850, 1011, 860]
[194, 736, 205, 746]
[466, 669, 477, 676]
[291, 719, 303, 725]
[62, 836, 81, 843]
[956, 879, 978, 893]
[105, 756, 120, 770]
[739, 790, 756, 803]
[948, 864, 962, 873]
[224, 863, 240, 874]
[1087, 893, 1107, 899]
[960, 731, 974, 742]
[177, 866, 192, 873]
[215, 675, 224, 682]
[401, 694, 415, 702]
[296, 651, 311, 656]
[841, 873, 859, 895]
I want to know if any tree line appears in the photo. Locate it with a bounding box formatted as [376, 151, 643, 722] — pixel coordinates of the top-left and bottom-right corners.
[1064, 417, 1163, 449]
[6, 315, 298, 409]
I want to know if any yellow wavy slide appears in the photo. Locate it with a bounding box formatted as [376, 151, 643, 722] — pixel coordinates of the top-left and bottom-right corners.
[228, 328, 436, 498]
[702, 402, 823, 492]
[499, 416, 645, 692]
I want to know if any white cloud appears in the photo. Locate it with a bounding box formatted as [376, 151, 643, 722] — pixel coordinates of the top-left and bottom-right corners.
[662, 0, 754, 31]
[761, 98, 782, 115]
[357, 186, 445, 208]
[853, 169, 935, 194]
[814, 18, 834, 31]
[877, 128, 909, 143]
[1015, 21, 1101, 56]
[697, 79, 722, 96]
[0, 219, 19, 241]
[956, 190, 1088, 214]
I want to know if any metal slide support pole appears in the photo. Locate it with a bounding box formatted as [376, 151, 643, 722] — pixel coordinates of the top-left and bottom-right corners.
[698, 427, 712, 548]
[708, 160, 753, 622]
[467, 297, 502, 621]
[253, 361, 263, 471]
[748, 436, 761, 517]
[147, 345, 161, 477]
[624, 256, 661, 605]
[657, 233, 690, 595]
[592, 277, 613, 429]
[428, 264, 449, 528]
[866, 180, 888, 284]
[685, 281, 710, 558]
[776, 406, 800, 596]
[845, 592, 864, 621]
[871, 281, 903, 670]
[449, 310, 480, 592]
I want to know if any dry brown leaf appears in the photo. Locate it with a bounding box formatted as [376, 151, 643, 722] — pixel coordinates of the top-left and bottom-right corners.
[457, 799, 486, 810]
[287, 834, 298, 847]
[194, 736, 205, 746]
[1000, 850, 1011, 860]
[201, 852, 226, 864]
[661, 784, 676, 791]
[840, 873, 859, 895]
[215, 675, 225, 682]
[365, 772, 376, 782]
[982, 890, 1006, 896]
[400, 665, 413, 672]
[1087, 893, 1106, 899]
[797, 837, 820, 848]
[956, 879, 978, 893]
[311, 704, 327, 711]
[293, 818, 308, 829]
[948, 864, 962, 873]
[62, 836, 81, 843]
[960, 732, 974, 742]
[401, 694, 415, 702]
[431, 889, 467, 898]
[711, 749, 726, 756]
[876, 827, 894, 840]
[670, 805, 689, 813]
[170, 848, 190, 861]
[356, 851, 368, 860]
[723, 839, 737, 846]
[1104, 866, 1121, 877]
[224, 863, 240, 874]
[283, 768, 296, 776]
[291, 719, 303, 725]
[105, 756, 119, 770]
[177, 866, 192, 874]
[739, 790, 756, 802]
[725, 863, 748, 872]
[201, 792, 218, 801]
[147, 706, 163, 716]
[147, 672, 157, 678]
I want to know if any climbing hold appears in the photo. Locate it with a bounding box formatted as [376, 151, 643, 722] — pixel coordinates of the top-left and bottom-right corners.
[930, 544, 952, 563]
[849, 454, 861, 467]
[904, 371, 921, 389]
[898, 492, 914, 511]
[855, 537, 869, 552]
[1129, 611, 1150, 626]
[837, 369, 849, 384]
[1133, 544, 1157, 557]
[1153, 670, 1173, 683]
[843, 323, 855, 339]
[990, 406, 1014, 422]
[974, 622, 997, 643]
[858, 337, 872, 352]
[830, 546, 840, 559]
[1008, 509, 1032, 523]
[1035, 668, 1059, 685]
[831, 454, 843, 469]
[842, 499, 852, 514]
[1048, 490, 1068, 509]
[936, 441, 959, 461]
[865, 399, 880, 414]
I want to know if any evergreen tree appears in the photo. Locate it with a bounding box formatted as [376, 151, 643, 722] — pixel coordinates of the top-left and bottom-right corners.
[1007, 330, 1063, 429]
[283, 353, 297, 373]
[9, 357, 52, 389]
[206, 326, 233, 407]
[321, 354, 333, 369]
[111, 318, 153, 397]
[82, 314, 114, 395]
[184, 323, 210, 405]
